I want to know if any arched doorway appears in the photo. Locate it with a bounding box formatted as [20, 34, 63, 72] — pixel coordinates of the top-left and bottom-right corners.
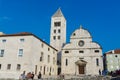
[75, 60, 87, 74]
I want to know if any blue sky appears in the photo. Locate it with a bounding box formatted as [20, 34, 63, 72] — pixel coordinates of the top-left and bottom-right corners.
[0, 0, 120, 53]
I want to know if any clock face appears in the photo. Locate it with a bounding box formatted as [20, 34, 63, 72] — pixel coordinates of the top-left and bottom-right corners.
[78, 40, 84, 47]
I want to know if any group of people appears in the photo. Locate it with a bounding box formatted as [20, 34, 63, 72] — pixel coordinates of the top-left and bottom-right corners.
[19, 71, 42, 80]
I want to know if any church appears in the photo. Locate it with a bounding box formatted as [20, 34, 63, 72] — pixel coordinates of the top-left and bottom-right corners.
[50, 8, 103, 75]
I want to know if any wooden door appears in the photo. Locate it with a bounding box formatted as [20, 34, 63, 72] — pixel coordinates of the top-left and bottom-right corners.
[79, 65, 84, 74]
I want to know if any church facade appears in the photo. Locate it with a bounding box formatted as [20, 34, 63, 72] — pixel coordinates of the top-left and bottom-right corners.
[61, 26, 103, 75]
[50, 8, 103, 75]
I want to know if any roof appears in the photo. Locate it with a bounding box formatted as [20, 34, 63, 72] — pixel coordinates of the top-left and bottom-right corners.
[70, 25, 92, 39]
[105, 49, 120, 54]
[0, 32, 58, 51]
[52, 8, 64, 17]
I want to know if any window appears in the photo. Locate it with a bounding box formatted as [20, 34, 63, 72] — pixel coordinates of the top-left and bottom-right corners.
[79, 57, 84, 59]
[40, 66, 42, 71]
[53, 51, 55, 54]
[53, 36, 56, 40]
[54, 30, 56, 33]
[65, 51, 69, 53]
[95, 50, 99, 53]
[41, 43, 44, 48]
[20, 38, 25, 42]
[66, 59, 68, 66]
[40, 52, 43, 62]
[58, 36, 60, 39]
[2, 39, 6, 43]
[53, 57, 55, 65]
[0, 64, 1, 69]
[73, 33, 76, 36]
[115, 55, 118, 57]
[47, 67, 49, 72]
[53, 68, 54, 72]
[58, 29, 61, 33]
[7, 64, 11, 70]
[54, 22, 61, 26]
[96, 58, 99, 66]
[0, 50, 4, 57]
[48, 48, 50, 51]
[17, 64, 21, 70]
[48, 55, 50, 63]
[18, 49, 23, 57]
[50, 67, 52, 72]
[79, 51, 84, 53]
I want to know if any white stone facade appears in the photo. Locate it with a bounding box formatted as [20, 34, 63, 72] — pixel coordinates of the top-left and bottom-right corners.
[61, 26, 103, 75]
[0, 33, 58, 79]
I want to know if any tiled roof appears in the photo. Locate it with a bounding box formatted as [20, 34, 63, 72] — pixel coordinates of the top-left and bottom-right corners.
[0, 32, 58, 51]
[115, 49, 120, 54]
[105, 49, 120, 54]
[0, 32, 32, 37]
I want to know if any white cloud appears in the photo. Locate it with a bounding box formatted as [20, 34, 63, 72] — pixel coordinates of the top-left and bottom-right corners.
[0, 16, 11, 22]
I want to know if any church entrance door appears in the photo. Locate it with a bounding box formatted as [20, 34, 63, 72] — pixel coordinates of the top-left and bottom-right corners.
[78, 65, 84, 74]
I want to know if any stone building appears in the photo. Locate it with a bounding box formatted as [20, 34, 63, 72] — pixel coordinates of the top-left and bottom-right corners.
[61, 26, 103, 75]
[0, 32, 58, 79]
[105, 49, 120, 72]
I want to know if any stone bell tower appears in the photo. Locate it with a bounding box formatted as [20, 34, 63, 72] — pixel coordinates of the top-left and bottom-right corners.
[50, 8, 66, 51]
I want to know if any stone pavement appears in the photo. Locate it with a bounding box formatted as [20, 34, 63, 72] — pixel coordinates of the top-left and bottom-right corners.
[41, 75, 112, 80]
[0, 75, 115, 80]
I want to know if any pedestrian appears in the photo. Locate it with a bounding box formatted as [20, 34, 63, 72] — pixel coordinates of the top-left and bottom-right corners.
[26, 72, 33, 79]
[31, 72, 34, 80]
[99, 69, 101, 75]
[38, 72, 42, 80]
[19, 74, 22, 80]
[19, 71, 26, 80]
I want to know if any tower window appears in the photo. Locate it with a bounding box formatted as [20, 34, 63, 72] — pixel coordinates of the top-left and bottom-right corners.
[58, 36, 60, 39]
[54, 30, 56, 33]
[58, 29, 61, 33]
[53, 36, 56, 40]
[54, 22, 61, 26]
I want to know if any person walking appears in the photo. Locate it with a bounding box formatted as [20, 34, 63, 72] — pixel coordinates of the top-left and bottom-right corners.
[38, 72, 42, 80]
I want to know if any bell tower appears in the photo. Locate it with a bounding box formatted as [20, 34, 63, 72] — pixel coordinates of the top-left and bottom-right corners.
[50, 8, 66, 51]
